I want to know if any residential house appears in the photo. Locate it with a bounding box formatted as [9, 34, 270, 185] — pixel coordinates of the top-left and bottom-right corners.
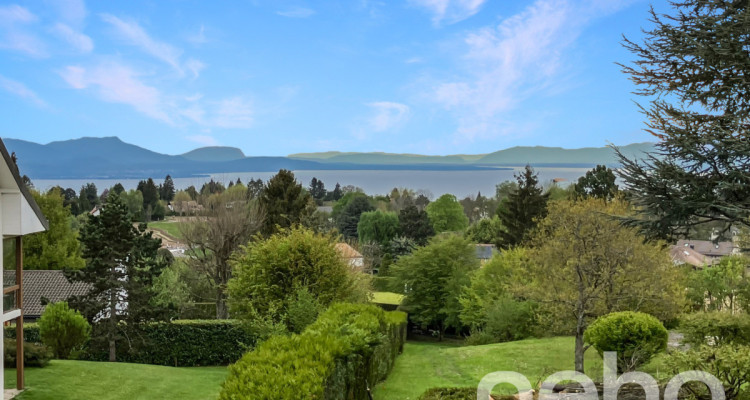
[0, 138, 49, 392]
[3, 270, 90, 322]
[669, 245, 710, 268]
[475, 244, 497, 266]
[675, 239, 737, 265]
[335, 243, 364, 270]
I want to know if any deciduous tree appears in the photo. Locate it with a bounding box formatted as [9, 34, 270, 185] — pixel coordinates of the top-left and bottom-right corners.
[398, 205, 434, 245]
[426, 194, 469, 233]
[357, 211, 399, 246]
[24, 188, 85, 269]
[574, 165, 618, 200]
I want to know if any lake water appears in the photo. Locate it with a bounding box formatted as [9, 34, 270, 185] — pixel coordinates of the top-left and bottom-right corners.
[32, 167, 590, 198]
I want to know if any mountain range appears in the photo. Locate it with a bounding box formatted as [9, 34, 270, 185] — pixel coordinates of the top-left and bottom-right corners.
[4, 136, 655, 180]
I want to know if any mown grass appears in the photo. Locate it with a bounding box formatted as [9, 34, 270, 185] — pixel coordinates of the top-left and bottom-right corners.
[147, 220, 184, 240]
[4, 360, 227, 400]
[372, 336, 670, 400]
[371, 292, 405, 305]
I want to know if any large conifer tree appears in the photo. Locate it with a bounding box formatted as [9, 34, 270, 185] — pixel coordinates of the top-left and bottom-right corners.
[496, 165, 548, 248]
[617, 1, 750, 240]
[66, 191, 167, 361]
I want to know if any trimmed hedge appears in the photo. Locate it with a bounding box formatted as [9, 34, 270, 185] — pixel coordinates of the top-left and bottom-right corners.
[220, 303, 407, 400]
[4, 323, 41, 344]
[418, 387, 483, 400]
[680, 312, 750, 347]
[86, 319, 256, 367]
[4, 338, 52, 368]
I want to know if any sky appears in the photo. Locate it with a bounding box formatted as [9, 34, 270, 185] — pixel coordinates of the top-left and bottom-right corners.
[0, 0, 670, 156]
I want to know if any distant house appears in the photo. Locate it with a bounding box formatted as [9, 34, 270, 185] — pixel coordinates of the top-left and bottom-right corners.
[669, 245, 710, 268]
[335, 243, 364, 270]
[475, 244, 497, 265]
[3, 270, 90, 322]
[675, 240, 737, 264]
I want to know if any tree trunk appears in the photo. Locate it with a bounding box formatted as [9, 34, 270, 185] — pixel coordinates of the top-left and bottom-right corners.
[574, 311, 586, 373]
[216, 288, 228, 319]
[109, 288, 117, 362]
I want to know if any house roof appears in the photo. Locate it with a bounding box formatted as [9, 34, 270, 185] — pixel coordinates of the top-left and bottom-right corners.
[669, 245, 711, 268]
[3, 270, 90, 318]
[335, 243, 363, 259]
[475, 244, 497, 260]
[0, 138, 49, 232]
[674, 240, 735, 257]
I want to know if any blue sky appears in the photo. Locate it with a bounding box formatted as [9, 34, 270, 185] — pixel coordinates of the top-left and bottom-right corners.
[0, 0, 668, 156]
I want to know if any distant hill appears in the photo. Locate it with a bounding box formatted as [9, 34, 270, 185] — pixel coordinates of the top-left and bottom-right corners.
[290, 143, 655, 166]
[477, 142, 655, 165]
[4, 137, 492, 179]
[181, 146, 246, 162]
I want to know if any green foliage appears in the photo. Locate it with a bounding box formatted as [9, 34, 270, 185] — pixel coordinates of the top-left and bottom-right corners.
[38, 301, 91, 359]
[120, 189, 144, 222]
[464, 216, 503, 244]
[573, 165, 618, 200]
[286, 288, 322, 334]
[426, 194, 469, 233]
[497, 165, 548, 248]
[685, 256, 750, 312]
[66, 191, 169, 361]
[336, 195, 375, 239]
[584, 311, 668, 372]
[4, 338, 52, 368]
[82, 320, 256, 366]
[259, 169, 314, 236]
[418, 387, 479, 400]
[160, 175, 176, 201]
[617, 1, 750, 240]
[5, 323, 41, 343]
[219, 303, 407, 400]
[23, 188, 85, 270]
[228, 227, 369, 327]
[357, 211, 400, 245]
[398, 205, 434, 245]
[460, 248, 536, 344]
[663, 344, 750, 400]
[390, 235, 479, 339]
[528, 198, 684, 372]
[680, 312, 750, 347]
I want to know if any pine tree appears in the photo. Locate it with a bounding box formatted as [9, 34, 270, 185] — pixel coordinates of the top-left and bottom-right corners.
[309, 177, 327, 202]
[259, 169, 314, 236]
[617, 1, 750, 240]
[398, 205, 434, 245]
[497, 165, 548, 248]
[161, 175, 176, 201]
[66, 191, 167, 361]
[331, 183, 343, 201]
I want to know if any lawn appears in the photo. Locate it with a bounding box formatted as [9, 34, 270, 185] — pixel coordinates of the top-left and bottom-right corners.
[373, 337, 614, 400]
[371, 292, 405, 305]
[4, 360, 227, 400]
[147, 220, 184, 240]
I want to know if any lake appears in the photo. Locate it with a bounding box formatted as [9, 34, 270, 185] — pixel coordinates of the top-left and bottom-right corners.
[32, 167, 590, 199]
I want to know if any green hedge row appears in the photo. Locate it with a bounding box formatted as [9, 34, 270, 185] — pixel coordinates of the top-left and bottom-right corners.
[680, 312, 750, 347]
[8, 320, 255, 367]
[220, 303, 407, 400]
[89, 320, 257, 367]
[4, 338, 52, 368]
[418, 387, 484, 400]
[4, 323, 41, 344]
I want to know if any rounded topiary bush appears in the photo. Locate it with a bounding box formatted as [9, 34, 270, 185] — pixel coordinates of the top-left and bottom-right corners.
[38, 301, 91, 359]
[584, 311, 668, 372]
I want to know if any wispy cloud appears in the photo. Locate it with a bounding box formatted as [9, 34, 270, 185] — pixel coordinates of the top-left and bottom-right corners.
[60, 62, 173, 124]
[48, 0, 87, 26]
[187, 25, 208, 45]
[366, 101, 410, 132]
[0, 74, 46, 107]
[276, 7, 316, 18]
[101, 14, 204, 77]
[0, 5, 47, 57]
[214, 97, 254, 129]
[410, 0, 486, 25]
[428, 0, 631, 142]
[186, 135, 219, 146]
[52, 23, 93, 52]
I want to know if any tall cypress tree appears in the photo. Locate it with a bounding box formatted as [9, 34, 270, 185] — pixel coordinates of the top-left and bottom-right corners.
[66, 191, 167, 361]
[617, 1, 750, 240]
[496, 165, 548, 248]
[259, 169, 313, 236]
[161, 175, 176, 201]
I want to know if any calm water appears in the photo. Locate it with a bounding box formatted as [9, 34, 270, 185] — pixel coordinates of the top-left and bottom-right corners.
[32, 167, 589, 198]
